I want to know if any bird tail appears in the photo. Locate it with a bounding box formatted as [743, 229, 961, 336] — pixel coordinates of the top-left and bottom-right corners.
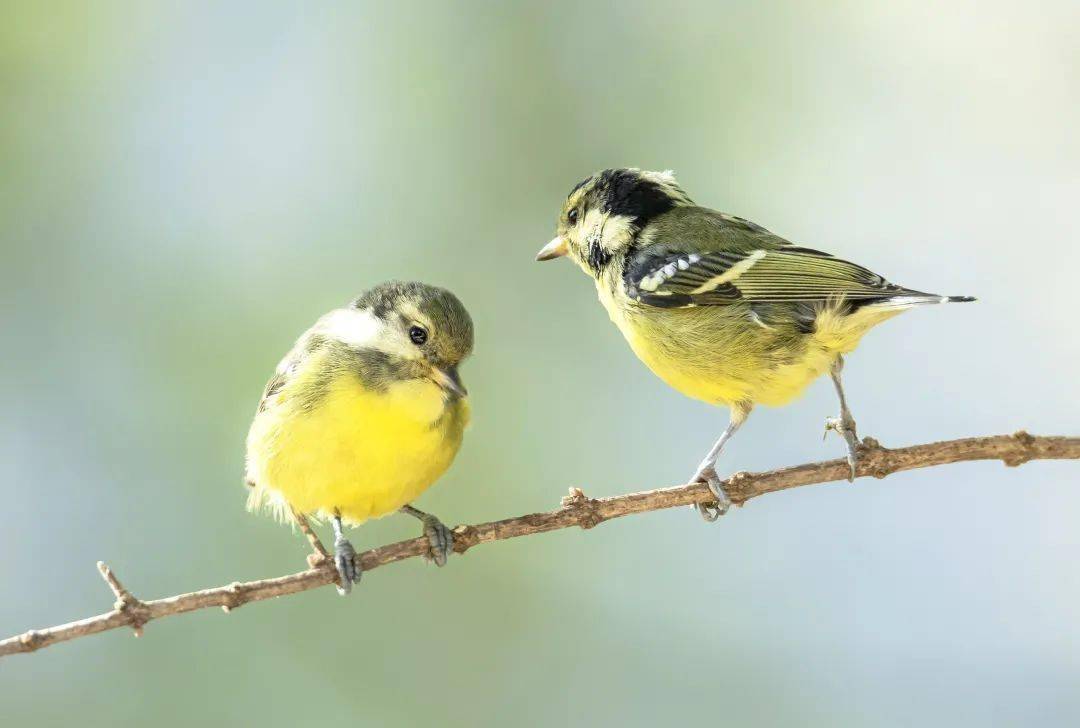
[245, 478, 293, 524]
[872, 291, 976, 308]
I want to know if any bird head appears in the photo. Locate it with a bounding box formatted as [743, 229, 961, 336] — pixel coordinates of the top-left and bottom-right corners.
[349, 281, 473, 398]
[536, 168, 691, 277]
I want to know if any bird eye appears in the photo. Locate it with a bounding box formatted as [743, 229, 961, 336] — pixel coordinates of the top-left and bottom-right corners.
[567, 208, 579, 225]
[408, 326, 428, 346]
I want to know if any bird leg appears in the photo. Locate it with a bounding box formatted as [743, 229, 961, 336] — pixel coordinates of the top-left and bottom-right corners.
[823, 356, 861, 481]
[331, 513, 361, 595]
[691, 402, 752, 522]
[400, 504, 454, 566]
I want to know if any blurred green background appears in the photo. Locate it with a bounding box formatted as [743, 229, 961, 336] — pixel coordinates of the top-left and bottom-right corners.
[2, 1, 1079, 725]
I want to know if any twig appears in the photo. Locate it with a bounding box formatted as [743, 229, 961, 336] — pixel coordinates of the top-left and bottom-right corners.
[2, 431, 1077, 658]
[289, 507, 330, 568]
[95, 562, 149, 637]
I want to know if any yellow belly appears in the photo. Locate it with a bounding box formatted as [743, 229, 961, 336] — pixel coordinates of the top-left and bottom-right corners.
[246, 374, 468, 524]
[624, 325, 835, 407]
[597, 279, 902, 408]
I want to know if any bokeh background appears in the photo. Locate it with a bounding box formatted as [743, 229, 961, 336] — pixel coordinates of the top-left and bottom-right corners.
[2, 2, 1079, 725]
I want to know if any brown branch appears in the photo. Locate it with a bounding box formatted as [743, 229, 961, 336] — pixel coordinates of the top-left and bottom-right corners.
[2, 431, 1077, 658]
[289, 507, 330, 568]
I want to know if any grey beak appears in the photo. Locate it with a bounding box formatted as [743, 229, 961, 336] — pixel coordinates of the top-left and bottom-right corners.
[433, 365, 467, 397]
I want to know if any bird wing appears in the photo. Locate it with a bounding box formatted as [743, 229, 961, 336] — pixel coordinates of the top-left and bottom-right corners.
[256, 369, 291, 412]
[624, 243, 910, 309]
[254, 330, 328, 414]
[253, 307, 363, 416]
[255, 358, 298, 414]
[246, 349, 306, 489]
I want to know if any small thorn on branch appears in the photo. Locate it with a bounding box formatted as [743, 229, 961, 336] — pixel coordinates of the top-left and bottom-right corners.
[721, 471, 754, 504]
[561, 487, 604, 529]
[560, 486, 587, 507]
[1004, 430, 1036, 467]
[96, 561, 149, 637]
[450, 524, 478, 554]
[221, 581, 246, 613]
[1013, 430, 1035, 445]
[19, 630, 42, 650]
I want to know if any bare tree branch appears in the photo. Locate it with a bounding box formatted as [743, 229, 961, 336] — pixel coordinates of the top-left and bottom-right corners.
[2, 431, 1077, 658]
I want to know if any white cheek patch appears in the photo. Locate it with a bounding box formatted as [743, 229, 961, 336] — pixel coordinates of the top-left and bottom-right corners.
[318, 308, 385, 349]
[581, 210, 635, 255]
[581, 207, 606, 233]
[600, 213, 635, 245]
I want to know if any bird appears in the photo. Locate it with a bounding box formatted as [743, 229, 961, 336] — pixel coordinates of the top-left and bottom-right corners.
[245, 281, 473, 593]
[536, 168, 973, 521]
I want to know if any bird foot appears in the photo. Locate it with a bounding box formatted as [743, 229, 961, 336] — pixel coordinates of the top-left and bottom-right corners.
[419, 515, 454, 567]
[692, 464, 732, 522]
[824, 416, 861, 482]
[333, 536, 361, 595]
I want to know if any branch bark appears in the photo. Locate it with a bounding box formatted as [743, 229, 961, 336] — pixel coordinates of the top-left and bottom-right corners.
[2, 431, 1076, 658]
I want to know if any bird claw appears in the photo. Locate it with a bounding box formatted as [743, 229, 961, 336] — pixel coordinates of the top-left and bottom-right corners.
[843, 452, 857, 482]
[420, 515, 454, 567]
[823, 416, 848, 440]
[824, 416, 861, 482]
[333, 536, 361, 595]
[692, 465, 732, 522]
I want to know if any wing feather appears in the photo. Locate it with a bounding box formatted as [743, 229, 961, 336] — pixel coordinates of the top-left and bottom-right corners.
[625, 246, 912, 307]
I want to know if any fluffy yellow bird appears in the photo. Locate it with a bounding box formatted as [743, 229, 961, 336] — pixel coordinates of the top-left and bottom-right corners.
[537, 168, 973, 520]
[245, 281, 473, 593]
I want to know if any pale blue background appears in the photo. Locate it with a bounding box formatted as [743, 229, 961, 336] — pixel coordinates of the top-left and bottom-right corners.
[2, 2, 1078, 726]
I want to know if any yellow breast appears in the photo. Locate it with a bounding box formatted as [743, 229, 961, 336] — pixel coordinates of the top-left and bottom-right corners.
[246, 366, 468, 524]
[595, 276, 901, 408]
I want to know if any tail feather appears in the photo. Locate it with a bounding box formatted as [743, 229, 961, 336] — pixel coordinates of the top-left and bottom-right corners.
[873, 291, 976, 308]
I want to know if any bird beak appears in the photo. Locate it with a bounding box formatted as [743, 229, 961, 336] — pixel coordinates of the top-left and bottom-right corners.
[535, 236, 569, 262]
[431, 365, 467, 398]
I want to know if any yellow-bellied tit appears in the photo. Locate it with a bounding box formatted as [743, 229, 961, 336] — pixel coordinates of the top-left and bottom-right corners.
[537, 168, 973, 521]
[245, 281, 473, 593]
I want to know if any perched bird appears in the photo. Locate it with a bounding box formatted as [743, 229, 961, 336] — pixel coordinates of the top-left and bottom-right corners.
[245, 281, 473, 593]
[536, 168, 973, 520]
